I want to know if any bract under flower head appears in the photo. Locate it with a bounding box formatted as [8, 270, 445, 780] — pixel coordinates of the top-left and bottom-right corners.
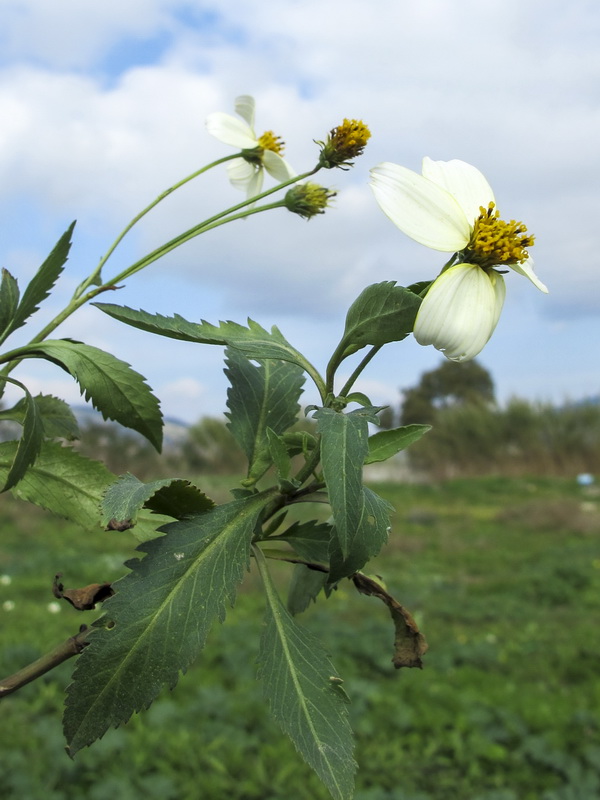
[206, 95, 295, 198]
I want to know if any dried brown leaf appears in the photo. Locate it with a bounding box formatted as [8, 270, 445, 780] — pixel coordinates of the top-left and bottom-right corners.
[53, 574, 114, 610]
[352, 572, 428, 669]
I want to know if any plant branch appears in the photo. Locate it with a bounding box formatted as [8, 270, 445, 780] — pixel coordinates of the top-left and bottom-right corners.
[337, 345, 382, 398]
[0, 625, 91, 699]
[74, 154, 241, 298]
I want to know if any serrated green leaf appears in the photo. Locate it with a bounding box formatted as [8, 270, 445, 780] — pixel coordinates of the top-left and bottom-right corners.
[267, 428, 292, 482]
[95, 303, 312, 371]
[0, 269, 20, 342]
[0, 377, 44, 492]
[1, 394, 80, 440]
[328, 487, 393, 582]
[365, 424, 431, 464]
[64, 491, 276, 755]
[0, 440, 167, 539]
[254, 546, 355, 800]
[314, 407, 370, 558]
[102, 473, 214, 526]
[5, 223, 75, 338]
[341, 281, 421, 352]
[273, 520, 332, 564]
[225, 348, 304, 482]
[287, 564, 328, 615]
[11, 340, 163, 450]
[407, 279, 433, 297]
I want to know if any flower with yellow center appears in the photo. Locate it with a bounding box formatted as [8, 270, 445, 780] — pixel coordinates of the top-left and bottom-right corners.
[370, 158, 548, 361]
[206, 95, 295, 197]
[317, 119, 371, 169]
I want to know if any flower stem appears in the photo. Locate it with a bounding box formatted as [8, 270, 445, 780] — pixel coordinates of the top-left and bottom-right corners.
[73, 155, 241, 299]
[105, 167, 320, 285]
[338, 345, 382, 397]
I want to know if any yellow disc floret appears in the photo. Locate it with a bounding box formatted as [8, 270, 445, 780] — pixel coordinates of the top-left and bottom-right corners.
[317, 118, 371, 169]
[467, 202, 535, 268]
[257, 130, 285, 155]
[329, 119, 371, 159]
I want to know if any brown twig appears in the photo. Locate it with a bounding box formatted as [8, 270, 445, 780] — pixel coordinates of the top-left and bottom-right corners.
[0, 625, 91, 699]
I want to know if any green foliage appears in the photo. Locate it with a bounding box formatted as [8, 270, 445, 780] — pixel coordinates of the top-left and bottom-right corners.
[0, 113, 561, 800]
[2, 477, 599, 799]
[0, 223, 75, 344]
[0, 440, 168, 540]
[101, 472, 215, 526]
[94, 304, 318, 378]
[365, 424, 431, 465]
[182, 416, 245, 474]
[225, 346, 305, 483]
[11, 340, 163, 451]
[404, 396, 600, 478]
[401, 358, 495, 425]
[0, 377, 44, 491]
[339, 281, 422, 354]
[255, 547, 356, 800]
[315, 406, 373, 558]
[64, 489, 278, 754]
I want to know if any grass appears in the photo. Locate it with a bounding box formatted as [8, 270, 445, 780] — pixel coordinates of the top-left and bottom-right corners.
[1, 475, 599, 799]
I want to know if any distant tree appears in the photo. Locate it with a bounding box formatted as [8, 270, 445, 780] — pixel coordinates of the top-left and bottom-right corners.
[182, 416, 245, 473]
[376, 405, 396, 429]
[400, 359, 496, 425]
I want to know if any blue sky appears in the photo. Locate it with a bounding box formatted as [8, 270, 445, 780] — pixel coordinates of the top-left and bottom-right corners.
[1, 0, 599, 423]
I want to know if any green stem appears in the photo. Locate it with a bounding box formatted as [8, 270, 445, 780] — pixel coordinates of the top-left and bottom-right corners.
[325, 338, 350, 396]
[338, 345, 382, 398]
[0, 164, 322, 382]
[107, 201, 287, 284]
[74, 154, 241, 298]
[440, 253, 459, 273]
[0, 626, 90, 699]
[105, 166, 320, 286]
[293, 437, 322, 486]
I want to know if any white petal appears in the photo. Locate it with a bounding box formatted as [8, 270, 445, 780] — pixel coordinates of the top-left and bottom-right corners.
[508, 256, 549, 293]
[370, 162, 471, 252]
[244, 168, 264, 200]
[205, 112, 258, 150]
[414, 263, 501, 361]
[489, 271, 507, 329]
[262, 150, 296, 182]
[234, 95, 255, 128]
[226, 158, 256, 191]
[422, 158, 495, 224]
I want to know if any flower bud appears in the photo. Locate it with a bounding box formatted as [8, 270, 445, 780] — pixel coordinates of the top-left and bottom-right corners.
[284, 183, 336, 219]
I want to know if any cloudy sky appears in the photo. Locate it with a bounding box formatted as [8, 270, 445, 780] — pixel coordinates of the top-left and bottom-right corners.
[1, 0, 598, 425]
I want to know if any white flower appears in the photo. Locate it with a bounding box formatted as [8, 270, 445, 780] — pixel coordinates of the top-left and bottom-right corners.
[370, 158, 548, 361]
[206, 95, 295, 198]
[414, 263, 506, 360]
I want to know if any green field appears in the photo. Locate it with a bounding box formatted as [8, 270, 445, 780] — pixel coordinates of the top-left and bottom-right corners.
[1, 476, 599, 800]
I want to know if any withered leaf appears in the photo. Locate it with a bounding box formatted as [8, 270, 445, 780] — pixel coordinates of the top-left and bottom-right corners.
[53, 574, 114, 610]
[352, 572, 428, 669]
[106, 518, 134, 531]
